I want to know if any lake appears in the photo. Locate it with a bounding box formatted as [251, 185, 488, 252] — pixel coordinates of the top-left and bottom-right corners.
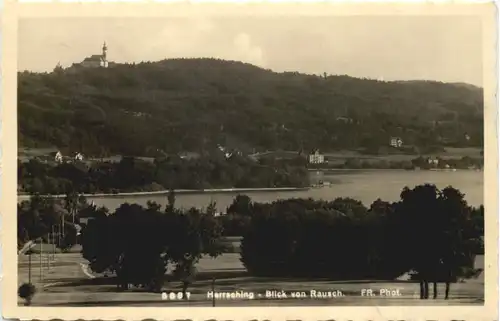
[87, 170, 484, 212]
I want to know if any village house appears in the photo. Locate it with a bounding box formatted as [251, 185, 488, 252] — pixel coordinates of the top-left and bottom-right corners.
[308, 149, 325, 164]
[335, 116, 354, 124]
[390, 137, 403, 148]
[428, 157, 439, 166]
[74, 152, 84, 161]
[53, 151, 63, 163]
[217, 145, 234, 159]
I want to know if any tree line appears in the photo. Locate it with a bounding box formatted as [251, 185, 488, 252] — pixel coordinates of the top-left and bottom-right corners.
[237, 187, 484, 281]
[18, 154, 309, 195]
[17, 191, 85, 250]
[17, 183, 484, 298]
[19, 58, 483, 157]
[308, 155, 484, 170]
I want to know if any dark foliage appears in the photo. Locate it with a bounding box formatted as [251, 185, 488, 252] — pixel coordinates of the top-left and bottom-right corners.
[240, 185, 484, 280]
[18, 184, 484, 291]
[307, 155, 484, 170]
[19, 59, 483, 156]
[18, 155, 309, 194]
[17, 193, 84, 249]
[18, 283, 36, 306]
[80, 200, 224, 291]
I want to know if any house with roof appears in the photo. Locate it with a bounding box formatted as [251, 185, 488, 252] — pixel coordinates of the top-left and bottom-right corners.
[308, 149, 325, 164]
[428, 157, 439, 166]
[390, 137, 403, 148]
[71, 42, 110, 69]
[74, 152, 84, 161]
[52, 151, 63, 163]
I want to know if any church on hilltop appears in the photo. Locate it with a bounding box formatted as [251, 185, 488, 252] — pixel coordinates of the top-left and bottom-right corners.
[69, 42, 115, 69]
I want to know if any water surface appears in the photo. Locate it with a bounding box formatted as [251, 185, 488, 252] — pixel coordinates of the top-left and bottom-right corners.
[89, 170, 483, 212]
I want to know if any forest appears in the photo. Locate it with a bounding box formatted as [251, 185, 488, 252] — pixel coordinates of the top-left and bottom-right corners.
[18, 154, 310, 194]
[18, 58, 483, 157]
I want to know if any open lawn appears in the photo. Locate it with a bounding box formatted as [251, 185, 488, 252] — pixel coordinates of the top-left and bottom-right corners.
[25, 244, 83, 254]
[17, 252, 484, 307]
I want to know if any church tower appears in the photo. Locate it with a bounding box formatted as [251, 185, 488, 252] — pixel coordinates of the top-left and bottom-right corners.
[101, 42, 108, 67]
[102, 42, 107, 60]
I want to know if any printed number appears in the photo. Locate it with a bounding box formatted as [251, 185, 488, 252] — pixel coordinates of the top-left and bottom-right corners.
[161, 292, 191, 300]
[161, 292, 179, 300]
[177, 292, 191, 300]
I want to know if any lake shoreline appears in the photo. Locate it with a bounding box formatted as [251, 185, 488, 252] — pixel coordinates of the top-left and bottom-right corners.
[308, 168, 483, 172]
[17, 171, 483, 210]
[17, 186, 311, 201]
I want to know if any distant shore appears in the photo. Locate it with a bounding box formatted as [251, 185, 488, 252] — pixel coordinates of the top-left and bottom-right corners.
[308, 168, 483, 172]
[17, 186, 310, 201]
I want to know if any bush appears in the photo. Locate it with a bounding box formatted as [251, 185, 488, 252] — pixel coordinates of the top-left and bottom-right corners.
[18, 283, 36, 306]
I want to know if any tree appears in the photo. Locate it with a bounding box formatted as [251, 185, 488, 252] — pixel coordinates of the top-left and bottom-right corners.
[64, 191, 79, 224]
[31, 178, 44, 194]
[80, 200, 224, 292]
[61, 191, 87, 247]
[218, 213, 252, 237]
[395, 184, 483, 299]
[226, 194, 253, 217]
[167, 188, 176, 212]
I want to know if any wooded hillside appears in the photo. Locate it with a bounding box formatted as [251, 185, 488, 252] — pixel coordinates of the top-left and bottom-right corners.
[18, 58, 483, 157]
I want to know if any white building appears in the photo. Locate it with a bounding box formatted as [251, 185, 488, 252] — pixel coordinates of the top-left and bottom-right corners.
[54, 151, 63, 163]
[390, 137, 403, 148]
[72, 42, 109, 69]
[428, 158, 439, 165]
[217, 144, 233, 159]
[74, 153, 84, 161]
[308, 150, 325, 164]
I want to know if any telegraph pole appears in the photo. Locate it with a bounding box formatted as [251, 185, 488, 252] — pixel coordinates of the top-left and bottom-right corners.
[39, 239, 43, 285]
[28, 251, 32, 284]
[61, 215, 65, 240]
[57, 224, 61, 248]
[212, 278, 216, 307]
[52, 225, 56, 261]
[47, 232, 51, 270]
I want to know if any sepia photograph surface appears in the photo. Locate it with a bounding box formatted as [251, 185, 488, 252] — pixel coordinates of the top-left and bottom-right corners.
[2, 2, 498, 320]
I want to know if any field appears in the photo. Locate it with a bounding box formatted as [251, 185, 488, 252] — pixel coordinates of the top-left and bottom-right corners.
[18, 250, 484, 307]
[252, 147, 483, 168]
[322, 147, 482, 163]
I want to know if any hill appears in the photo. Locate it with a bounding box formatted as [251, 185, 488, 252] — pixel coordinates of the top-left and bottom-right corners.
[18, 58, 484, 157]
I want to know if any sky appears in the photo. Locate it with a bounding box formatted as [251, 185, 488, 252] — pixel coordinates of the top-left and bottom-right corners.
[18, 15, 483, 86]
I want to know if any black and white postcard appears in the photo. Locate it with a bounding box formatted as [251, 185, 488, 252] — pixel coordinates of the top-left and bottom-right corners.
[1, 2, 498, 321]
